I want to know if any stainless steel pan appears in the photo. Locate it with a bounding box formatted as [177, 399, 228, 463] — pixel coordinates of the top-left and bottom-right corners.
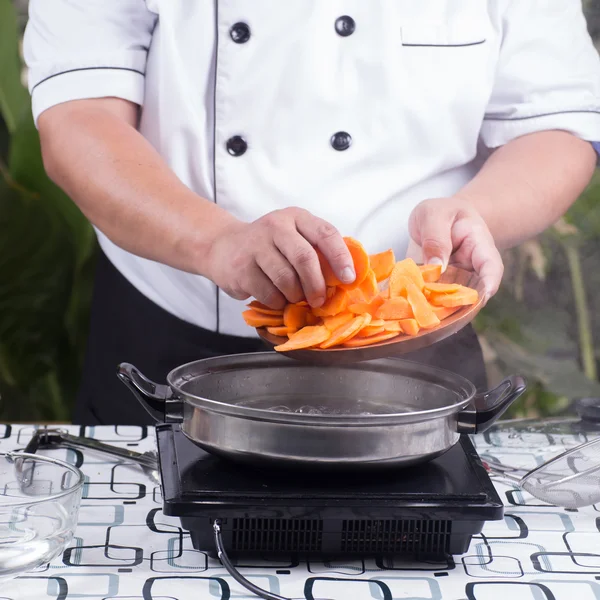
[117, 353, 526, 470]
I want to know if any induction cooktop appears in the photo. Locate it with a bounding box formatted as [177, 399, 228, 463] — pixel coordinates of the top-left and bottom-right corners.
[156, 424, 503, 558]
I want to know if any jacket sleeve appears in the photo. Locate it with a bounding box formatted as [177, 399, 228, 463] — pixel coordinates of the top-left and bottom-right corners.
[24, 0, 157, 124]
[481, 0, 600, 149]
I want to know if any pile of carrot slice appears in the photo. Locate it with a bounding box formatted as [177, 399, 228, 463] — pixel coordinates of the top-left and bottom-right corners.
[242, 237, 479, 352]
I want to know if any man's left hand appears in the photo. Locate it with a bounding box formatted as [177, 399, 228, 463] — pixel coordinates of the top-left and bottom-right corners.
[407, 196, 504, 301]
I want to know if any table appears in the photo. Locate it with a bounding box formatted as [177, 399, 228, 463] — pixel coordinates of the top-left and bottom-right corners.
[1, 421, 600, 600]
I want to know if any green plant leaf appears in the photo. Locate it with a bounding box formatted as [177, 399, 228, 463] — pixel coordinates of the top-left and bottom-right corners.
[481, 330, 600, 399]
[0, 177, 75, 389]
[0, 0, 29, 133]
[565, 171, 600, 240]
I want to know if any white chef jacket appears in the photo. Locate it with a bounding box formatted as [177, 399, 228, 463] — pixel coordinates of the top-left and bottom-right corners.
[24, 0, 600, 337]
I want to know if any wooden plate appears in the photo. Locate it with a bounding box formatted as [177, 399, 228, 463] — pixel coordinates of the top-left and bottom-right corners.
[257, 265, 485, 365]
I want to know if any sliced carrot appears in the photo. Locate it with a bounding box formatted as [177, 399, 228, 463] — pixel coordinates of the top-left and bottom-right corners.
[359, 269, 379, 300]
[342, 331, 400, 348]
[274, 325, 331, 351]
[283, 304, 309, 330]
[429, 287, 479, 307]
[370, 249, 396, 282]
[383, 320, 403, 332]
[305, 312, 320, 326]
[348, 295, 385, 316]
[375, 297, 412, 320]
[312, 287, 349, 317]
[389, 258, 425, 295]
[320, 314, 369, 349]
[317, 237, 370, 291]
[379, 288, 390, 299]
[356, 325, 385, 338]
[419, 264, 443, 283]
[267, 326, 294, 336]
[247, 301, 284, 316]
[432, 306, 462, 320]
[242, 310, 284, 328]
[326, 286, 337, 299]
[322, 311, 355, 332]
[423, 282, 462, 293]
[404, 278, 440, 329]
[344, 312, 372, 343]
[368, 319, 385, 327]
[296, 300, 309, 307]
[347, 288, 365, 304]
[399, 318, 420, 336]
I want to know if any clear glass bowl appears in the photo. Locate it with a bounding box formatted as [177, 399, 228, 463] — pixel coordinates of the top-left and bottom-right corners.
[0, 452, 84, 582]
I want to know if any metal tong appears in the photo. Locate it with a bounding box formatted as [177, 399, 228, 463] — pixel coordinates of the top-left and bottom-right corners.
[23, 427, 160, 483]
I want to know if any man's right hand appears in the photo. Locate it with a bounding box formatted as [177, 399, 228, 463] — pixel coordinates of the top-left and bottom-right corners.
[37, 100, 354, 310]
[206, 208, 356, 309]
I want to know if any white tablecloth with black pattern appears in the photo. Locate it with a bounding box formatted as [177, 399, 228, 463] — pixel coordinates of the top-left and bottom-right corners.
[1, 423, 599, 600]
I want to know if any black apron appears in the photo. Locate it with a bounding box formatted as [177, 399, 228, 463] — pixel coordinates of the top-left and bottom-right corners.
[74, 250, 487, 425]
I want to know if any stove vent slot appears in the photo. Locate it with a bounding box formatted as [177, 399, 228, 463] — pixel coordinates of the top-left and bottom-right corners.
[231, 518, 323, 552]
[341, 519, 451, 554]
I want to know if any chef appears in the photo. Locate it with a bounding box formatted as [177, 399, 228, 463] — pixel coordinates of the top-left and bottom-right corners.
[24, 1, 600, 425]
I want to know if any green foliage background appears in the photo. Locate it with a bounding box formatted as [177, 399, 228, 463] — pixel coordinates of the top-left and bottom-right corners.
[0, 0, 599, 422]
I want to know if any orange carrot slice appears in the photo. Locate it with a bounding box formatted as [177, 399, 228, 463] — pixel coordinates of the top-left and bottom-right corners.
[370, 249, 396, 282]
[399, 318, 420, 336]
[429, 287, 479, 307]
[383, 320, 403, 332]
[267, 326, 294, 336]
[348, 295, 385, 316]
[305, 312, 320, 326]
[347, 288, 365, 304]
[247, 301, 284, 316]
[296, 300, 309, 307]
[368, 319, 385, 327]
[356, 325, 385, 338]
[274, 325, 331, 351]
[342, 331, 399, 347]
[320, 314, 368, 349]
[375, 297, 412, 320]
[322, 311, 355, 331]
[312, 287, 349, 317]
[432, 306, 462, 320]
[404, 279, 440, 329]
[317, 237, 370, 291]
[419, 264, 443, 283]
[423, 282, 462, 293]
[389, 258, 425, 295]
[243, 310, 285, 328]
[359, 269, 379, 300]
[283, 304, 309, 330]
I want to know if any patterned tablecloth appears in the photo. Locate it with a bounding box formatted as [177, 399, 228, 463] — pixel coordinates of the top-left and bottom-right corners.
[1, 422, 600, 600]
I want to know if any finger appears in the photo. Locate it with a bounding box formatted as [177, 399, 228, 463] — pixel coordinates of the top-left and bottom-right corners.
[273, 230, 327, 307]
[409, 201, 454, 269]
[450, 219, 503, 300]
[255, 244, 305, 304]
[405, 238, 424, 263]
[471, 241, 504, 302]
[295, 212, 355, 285]
[243, 263, 287, 309]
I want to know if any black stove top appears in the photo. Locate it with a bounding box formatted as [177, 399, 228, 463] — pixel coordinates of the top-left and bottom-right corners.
[156, 425, 503, 557]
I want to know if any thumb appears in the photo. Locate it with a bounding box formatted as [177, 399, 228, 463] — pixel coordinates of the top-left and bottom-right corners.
[409, 201, 454, 269]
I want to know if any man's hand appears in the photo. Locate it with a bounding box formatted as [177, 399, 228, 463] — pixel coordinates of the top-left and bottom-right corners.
[206, 208, 356, 309]
[408, 197, 504, 300]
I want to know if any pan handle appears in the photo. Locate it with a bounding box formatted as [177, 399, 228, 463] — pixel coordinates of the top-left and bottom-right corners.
[457, 375, 527, 434]
[117, 363, 184, 423]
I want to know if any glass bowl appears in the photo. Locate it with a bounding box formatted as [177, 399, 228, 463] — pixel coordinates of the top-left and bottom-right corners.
[0, 452, 84, 582]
